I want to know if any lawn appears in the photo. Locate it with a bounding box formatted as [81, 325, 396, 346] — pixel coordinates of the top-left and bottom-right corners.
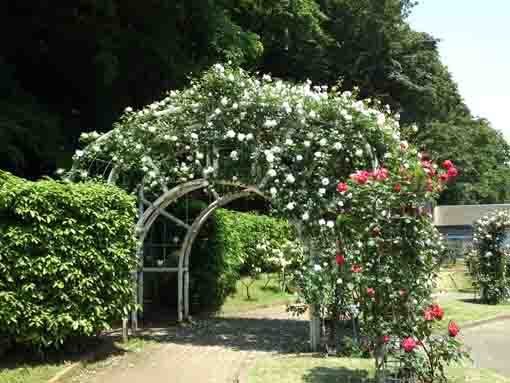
[437, 296, 510, 330]
[220, 273, 295, 315]
[435, 261, 474, 293]
[0, 337, 155, 383]
[248, 355, 510, 383]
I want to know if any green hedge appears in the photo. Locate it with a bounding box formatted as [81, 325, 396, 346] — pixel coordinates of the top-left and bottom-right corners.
[188, 208, 295, 312]
[0, 171, 137, 349]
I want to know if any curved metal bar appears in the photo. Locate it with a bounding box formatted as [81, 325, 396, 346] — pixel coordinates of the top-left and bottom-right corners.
[178, 187, 263, 319]
[136, 179, 209, 245]
[107, 165, 118, 184]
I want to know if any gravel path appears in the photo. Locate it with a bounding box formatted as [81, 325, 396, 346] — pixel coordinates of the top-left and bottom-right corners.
[69, 306, 308, 383]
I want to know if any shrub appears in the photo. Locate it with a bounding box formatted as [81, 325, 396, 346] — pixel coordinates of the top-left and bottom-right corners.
[187, 207, 296, 311]
[472, 210, 510, 303]
[0, 171, 137, 349]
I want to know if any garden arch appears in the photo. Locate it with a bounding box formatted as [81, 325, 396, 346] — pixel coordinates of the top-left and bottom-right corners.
[70, 64, 405, 348]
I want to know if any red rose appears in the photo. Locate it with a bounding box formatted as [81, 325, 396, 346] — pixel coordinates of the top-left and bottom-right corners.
[442, 160, 454, 169]
[402, 337, 416, 352]
[424, 309, 434, 321]
[394, 183, 401, 192]
[350, 171, 369, 184]
[337, 182, 348, 193]
[431, 304, 444, 320]
[383, 335, 390, 344]
[351, 264, 362, 273]
[336, 254, 345, 266]
[439, 173, 449, 182]
[366, 287, 375, 297]
[448, 321, 460, 337]
[447, 167, 458, 177]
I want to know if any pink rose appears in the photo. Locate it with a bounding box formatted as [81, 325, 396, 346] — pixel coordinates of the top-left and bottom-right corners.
[447, 167, 458, 177]
[350, 171, 369, 184]
[337, 182, 348, 193]
[366, 288, 375, 298]
[402, 337, 416, 352]
[336, 254, 345, 266]
[431, 304, 444, 320]
[442, 160, 454, 169]
[448, 321, 460, 337]
[424, 309, 434, 321]
[439, 173, 449, 182]
[375, 168, 390, 181]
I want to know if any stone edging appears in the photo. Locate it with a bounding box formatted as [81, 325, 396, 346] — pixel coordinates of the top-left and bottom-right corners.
[461, 314, 510, 330]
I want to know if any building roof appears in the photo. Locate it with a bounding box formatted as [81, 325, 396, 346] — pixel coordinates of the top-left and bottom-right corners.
[434, 204, 510, 227]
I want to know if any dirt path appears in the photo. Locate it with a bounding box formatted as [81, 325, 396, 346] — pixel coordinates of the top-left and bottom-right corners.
[67, 306, 308, 383]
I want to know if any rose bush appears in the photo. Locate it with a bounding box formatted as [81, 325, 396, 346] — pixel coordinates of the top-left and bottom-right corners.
[292, 149, 468, 380]
[472, 210, 510, 303]
[68, 63, 468, 380]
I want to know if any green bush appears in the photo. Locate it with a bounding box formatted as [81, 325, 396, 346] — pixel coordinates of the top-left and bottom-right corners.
[187, 207, 295, 312]
[0, 171, 138, 349]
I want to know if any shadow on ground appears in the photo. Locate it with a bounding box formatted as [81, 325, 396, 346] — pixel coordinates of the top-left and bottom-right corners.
[0, 337, 130, 372]
[303, 367, 371, 383]
[113, 315, 310, 354]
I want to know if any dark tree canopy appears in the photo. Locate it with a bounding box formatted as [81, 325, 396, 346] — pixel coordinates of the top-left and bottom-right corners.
[1, 0, 508, 205]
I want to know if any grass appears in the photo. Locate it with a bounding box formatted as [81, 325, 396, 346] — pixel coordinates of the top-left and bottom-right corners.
[0, 361, 65, 383]
[436, 261, 474, 293]
[220, 273, 295, 315]
[433, 262, 510, 330]
[248, 355, 510, 383]
[0, 337, 155, 383]
[437, 296, 510, 330]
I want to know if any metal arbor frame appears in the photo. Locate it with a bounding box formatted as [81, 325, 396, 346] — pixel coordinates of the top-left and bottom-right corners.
[130, 177, 264, 328]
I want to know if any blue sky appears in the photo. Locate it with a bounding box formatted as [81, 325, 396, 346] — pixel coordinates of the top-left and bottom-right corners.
[408, 0, 510, 138]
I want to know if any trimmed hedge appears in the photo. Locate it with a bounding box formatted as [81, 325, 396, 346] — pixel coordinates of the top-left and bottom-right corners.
[0, 171, 137, 349]
[188, 208, 295, 312]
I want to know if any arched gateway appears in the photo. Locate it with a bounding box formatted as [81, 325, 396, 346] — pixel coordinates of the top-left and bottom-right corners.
[70, 64, 403, 348]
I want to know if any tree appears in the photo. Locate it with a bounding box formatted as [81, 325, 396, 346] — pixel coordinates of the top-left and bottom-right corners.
[412, 117, 510, 204]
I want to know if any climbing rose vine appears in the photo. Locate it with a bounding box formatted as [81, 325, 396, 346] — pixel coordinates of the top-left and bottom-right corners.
[293, 149, 468, 381]
[472, 210, 510, 303]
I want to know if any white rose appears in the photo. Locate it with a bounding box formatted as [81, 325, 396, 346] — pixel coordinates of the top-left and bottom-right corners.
[285, 174, 296, 184]
[226, 130, 236, 138]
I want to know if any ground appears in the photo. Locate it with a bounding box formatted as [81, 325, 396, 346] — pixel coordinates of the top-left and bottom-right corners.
[4, 268, 510, 383]
[63, 305, 309, 383]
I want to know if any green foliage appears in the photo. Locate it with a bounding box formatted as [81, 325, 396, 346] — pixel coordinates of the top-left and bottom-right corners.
[215, 209, 296, 274]
[193, 208, 295, 311]
[411, 117, 510, 205]
[0, 171, 138, 349]
[472, 210, 510, 304]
